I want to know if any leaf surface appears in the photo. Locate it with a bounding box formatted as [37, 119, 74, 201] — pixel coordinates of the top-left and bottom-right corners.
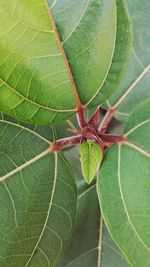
[0, 0, 76, 124]
[0, 119, 76, 267]
[97, 100, 150, 266]
[0, 0, 131, 124]
[106, 0, 150, 122]
[56, 184, 129, 267]
[0, 112, 75, 141]
[80, 141, 102, 184]
[50, 0, 131, 107]
[91, 0, 131, 107]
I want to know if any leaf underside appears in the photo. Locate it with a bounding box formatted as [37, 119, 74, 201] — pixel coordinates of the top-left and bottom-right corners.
[0, 119, 76, 267]
[0, 0, 131, 125]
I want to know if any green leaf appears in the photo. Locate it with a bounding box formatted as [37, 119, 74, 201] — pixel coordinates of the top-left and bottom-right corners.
[50, 0, 131, 107]
[0, 0, 75, 124]
[106, 0, 150, 122]
[0, 119, 77, 266]
[97, 99, 150, 266]
[91, 0, 132, 107]
[102, 225, 129, 267]
[80, 141, 103, 184]
[56, 184, 129, 267]
[0, 0, 131, 125]
[0, 112, 76, 141]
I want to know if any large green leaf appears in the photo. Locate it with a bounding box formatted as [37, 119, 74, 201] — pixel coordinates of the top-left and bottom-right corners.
[91, 0, 131, 107]
[106, 0, 150, 122]
[102, 225, 129, 267]
[56, 184, 129, 266]
[97, 99, 150, 266]
[0, 112, 75, 141]
[0, 119, 76, 266]
[50, 0, 131, 107]
[0, 0, 131, 125]
[0, 0, 74, 124]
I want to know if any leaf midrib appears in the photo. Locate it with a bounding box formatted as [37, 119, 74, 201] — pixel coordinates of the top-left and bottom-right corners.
[125, 119, 150, 137]
[0, 120, 52, 181]
[0, 77, 74, 112]
[0, 120, 50, 143]
[111, 64, 150, 111]
[25, 152, 58, 267]
[123, 141, 150, 158]
[44, 0, 82, 110]
[0, 148, 51, 182]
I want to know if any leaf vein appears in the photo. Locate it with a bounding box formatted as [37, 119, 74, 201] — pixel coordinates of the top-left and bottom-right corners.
[62, 0, 90, 44]
[118, 144, 150, 253]
[24, 152, 58, 267]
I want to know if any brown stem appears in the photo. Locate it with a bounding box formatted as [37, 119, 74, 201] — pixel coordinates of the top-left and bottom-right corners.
[98, 108, 115, 133]
[46, 3, 83, 111]
[51, 135, 81, 152]
[98, 65, 150, 134]
[76, 108, 88, 129]
[89, 107, 100, 127]
[99, 133, 126, 144]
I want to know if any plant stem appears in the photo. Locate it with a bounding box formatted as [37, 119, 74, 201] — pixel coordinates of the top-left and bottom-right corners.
[47, 4, 83, 111]
[99, 133, 125, 143]
[88, 106, 100, 127]
[51, 135, 81, 152]
[76, 108, 88, 128]
[99, 64, 150, 133]
[98, 108, 115, 133]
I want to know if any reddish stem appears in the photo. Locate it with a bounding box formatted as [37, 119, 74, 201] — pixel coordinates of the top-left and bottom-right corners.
[76, 109, 88, 128]
[48, 7, 83, 111]
[99, 133, 126, 144]
[50, 105, 126, 153]
[98, 108, 115, 133]
[89, 107, 100, 127]
[51, 135, 81, 152]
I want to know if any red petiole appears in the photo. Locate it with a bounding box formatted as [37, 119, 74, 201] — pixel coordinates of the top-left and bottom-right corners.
[50, 107, 126, 152]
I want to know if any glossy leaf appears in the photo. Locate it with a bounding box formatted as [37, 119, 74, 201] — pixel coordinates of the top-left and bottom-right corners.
[0, 0, 131, 125]
[50, 0, 131, 107]
[97, 99, 150, 266]
[106, 0, 150, 122]
[0, 0, 75, 124]
[0, 118, 77, 266]
[91, 0, 131, 107]
[0, 112, 75, 141]
[80, 141, 103, 184]
[56, 184, 129, 267]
